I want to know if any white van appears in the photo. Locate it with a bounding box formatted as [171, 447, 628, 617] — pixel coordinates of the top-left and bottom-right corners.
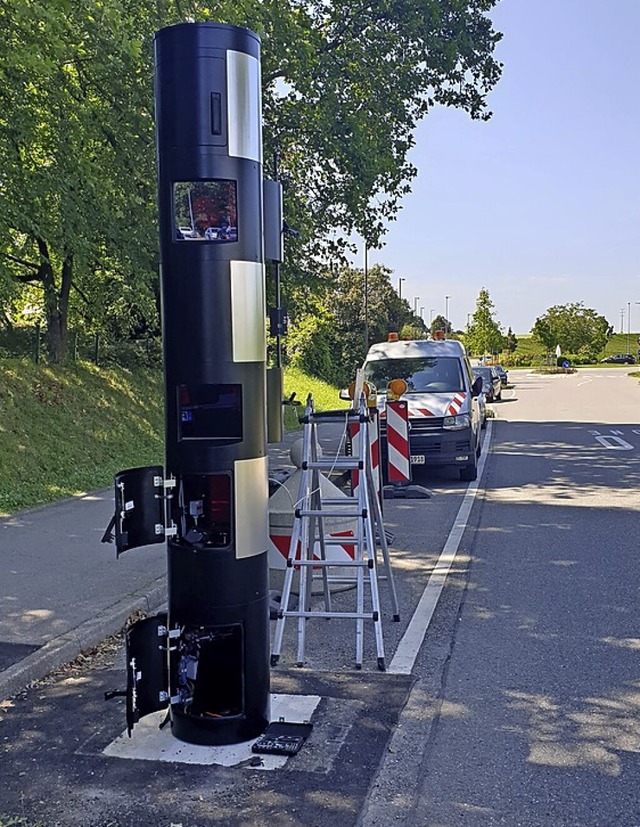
[362, 338, 483, 481]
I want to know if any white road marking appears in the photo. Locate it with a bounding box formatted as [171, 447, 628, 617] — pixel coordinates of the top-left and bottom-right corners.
[388, 421, 493, 675]
[594, 435, 634, 450]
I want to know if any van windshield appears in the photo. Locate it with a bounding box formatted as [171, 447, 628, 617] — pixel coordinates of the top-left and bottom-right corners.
[364, 357, 465, 393]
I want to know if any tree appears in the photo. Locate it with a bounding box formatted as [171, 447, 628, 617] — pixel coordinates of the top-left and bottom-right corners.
[504, 327, 518, 353]
[0, 0, 503, 362]
[0, 0, 160, 361]
[287, 264, 417, 386]
[431, 314, 451, 336]
[465, 288, 503, 356]
[531, 303, 610, 356]
[256, 0, 503, 256]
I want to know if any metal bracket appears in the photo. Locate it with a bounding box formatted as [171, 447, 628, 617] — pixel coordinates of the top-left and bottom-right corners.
[153, 475, 176, 491]
[158, 626, 181, 640]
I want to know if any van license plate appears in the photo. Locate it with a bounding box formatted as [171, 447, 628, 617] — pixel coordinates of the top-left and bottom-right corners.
[410, 455, 425, 465]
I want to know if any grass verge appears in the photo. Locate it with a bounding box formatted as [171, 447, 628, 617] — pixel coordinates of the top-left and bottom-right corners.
[0, 359, 345, 516]
[0, 359, 164, 516]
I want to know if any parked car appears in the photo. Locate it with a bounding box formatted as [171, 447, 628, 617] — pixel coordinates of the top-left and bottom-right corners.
[476, 387, 487, 430]
[493, 363, 509, 386]
[472, 366, 502, 402]
[600, 354, 636, 364]
[356, 337, 484, 481]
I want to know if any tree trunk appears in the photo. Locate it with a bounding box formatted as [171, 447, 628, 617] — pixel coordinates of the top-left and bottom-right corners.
[37, 239, 73, 364]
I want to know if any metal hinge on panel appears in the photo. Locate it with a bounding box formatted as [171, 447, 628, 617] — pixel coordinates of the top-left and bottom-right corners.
[153, 475, 176, 495]
[164, 523, 178, 538]
[158, 626, 181, 640]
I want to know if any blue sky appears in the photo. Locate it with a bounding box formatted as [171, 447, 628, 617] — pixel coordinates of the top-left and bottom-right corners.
[368, 0, 640, 335]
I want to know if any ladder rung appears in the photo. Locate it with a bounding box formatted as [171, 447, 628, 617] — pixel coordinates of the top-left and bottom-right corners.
[312, 574, 363, 583]
[297, 509, 365, 519]
[279, 610, 379, 621]
[303, 459, 362, 470]
[321, 498, 358, 506]
[290, 557, 371, 568]
[304, 410, 363, 422]
[320, 536, 358, 546]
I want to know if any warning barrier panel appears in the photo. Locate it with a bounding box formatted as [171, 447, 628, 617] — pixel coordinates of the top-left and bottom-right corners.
[386, 400, 411, 484]
[349, 411, 381, 502]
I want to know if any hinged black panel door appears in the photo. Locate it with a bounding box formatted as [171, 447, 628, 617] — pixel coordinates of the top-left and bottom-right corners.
[126, 613, 169, 735]
[114, 465, 165, 556]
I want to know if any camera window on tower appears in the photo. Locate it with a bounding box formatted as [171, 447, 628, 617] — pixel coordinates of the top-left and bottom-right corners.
[178, 384, 243, 442]
[174, 180, 238, 242]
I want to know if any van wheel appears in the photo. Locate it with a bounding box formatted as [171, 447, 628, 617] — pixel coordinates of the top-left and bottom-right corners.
[460, 459, 477, 482]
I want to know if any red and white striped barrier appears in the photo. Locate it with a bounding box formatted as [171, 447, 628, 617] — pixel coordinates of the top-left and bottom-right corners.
[268, 463, 357, 571]
[349, 410, 381, 503]
[386, 399, 411, 484]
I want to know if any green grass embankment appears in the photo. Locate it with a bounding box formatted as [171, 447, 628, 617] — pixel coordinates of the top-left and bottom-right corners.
[0, 359, 345, 516]
[283, 365, 348, 427]
[508, 332, 639, 366]
[0, 360, 165, 515]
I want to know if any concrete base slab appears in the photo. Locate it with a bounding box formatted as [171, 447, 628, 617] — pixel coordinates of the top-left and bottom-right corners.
[103, 692, 321, 769]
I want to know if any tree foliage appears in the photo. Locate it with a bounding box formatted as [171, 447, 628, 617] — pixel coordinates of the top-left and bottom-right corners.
[531, 303, 611, 356]
[504, 326, 518, 353]
[286, 264, 419, 387]
[0, 0, 161, 360]
[465, 288, 503, 356]
[0, 0, 502, 361]
[430, 314, 450, 335]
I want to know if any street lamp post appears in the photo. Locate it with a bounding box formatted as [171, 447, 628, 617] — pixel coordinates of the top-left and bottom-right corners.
[414, 297, 419, 315]
[627, 301, 631, 354]
[429, 309, 435, 324]
[620, 308, 625, 334]
[364, 244, 369, 353]
[445, 296, 450, 334]
[398, 277, 405, 299]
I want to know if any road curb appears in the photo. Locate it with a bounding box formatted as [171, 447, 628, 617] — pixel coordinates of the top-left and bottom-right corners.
[0, 575, 167, 702]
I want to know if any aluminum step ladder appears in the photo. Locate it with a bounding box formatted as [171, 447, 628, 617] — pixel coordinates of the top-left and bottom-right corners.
[270, 394, 399, 671]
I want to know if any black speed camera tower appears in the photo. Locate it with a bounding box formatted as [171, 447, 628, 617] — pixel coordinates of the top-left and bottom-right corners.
[105, 23, 270, 746]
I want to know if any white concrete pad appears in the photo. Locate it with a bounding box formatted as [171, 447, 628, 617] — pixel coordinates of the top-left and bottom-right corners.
[103, 693, 321, 769]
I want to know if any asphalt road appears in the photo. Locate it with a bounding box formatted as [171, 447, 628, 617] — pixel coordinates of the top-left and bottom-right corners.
[2, 367, 640, 827]
[364, 368, 640, 826]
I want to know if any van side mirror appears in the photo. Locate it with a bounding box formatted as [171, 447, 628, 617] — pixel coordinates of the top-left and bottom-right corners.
[472, 376, 483, 397]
